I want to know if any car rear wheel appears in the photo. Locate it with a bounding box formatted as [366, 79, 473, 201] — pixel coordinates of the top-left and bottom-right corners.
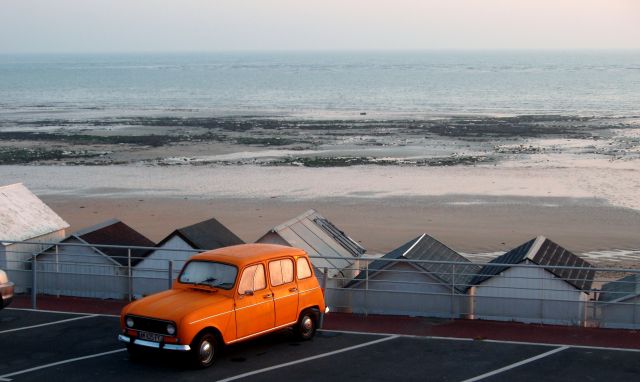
[190, 332, 219, 368]
[295, 310, 317, 340]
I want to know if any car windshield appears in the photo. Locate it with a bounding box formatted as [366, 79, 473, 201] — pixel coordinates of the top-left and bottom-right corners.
[179, 261, 237, 290]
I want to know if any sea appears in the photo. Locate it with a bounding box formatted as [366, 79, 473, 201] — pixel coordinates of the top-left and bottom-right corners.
[1, 50, 639, 125]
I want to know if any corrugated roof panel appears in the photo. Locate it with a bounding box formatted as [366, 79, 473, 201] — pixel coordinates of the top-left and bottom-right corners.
[471, 237, 595, 292]
[346, 234, 479, 293]
[288, 220, 352, 271]
[531, 238, 594, 291]
[470, 238, 536, 286]
[0, 183, 69, 244]
[403, 235, 481, 293]
[175, 217, 244, 250]
[599, 274, 640, 302]
[275, 226, 341, 277]
[313, 217, 365, 257]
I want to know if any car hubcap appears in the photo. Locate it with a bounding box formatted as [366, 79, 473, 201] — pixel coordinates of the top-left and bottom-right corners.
[199, 340, 214, 364]
[302, 316, 313, 335]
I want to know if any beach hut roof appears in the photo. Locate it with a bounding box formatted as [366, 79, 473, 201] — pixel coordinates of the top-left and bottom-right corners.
[159, 217, 244, 250]
[0, 183, 69, 245]
[599, 274, 640, 303]
[346, 234, 481, 293]
[260, 209, 365, 277]
[47, 219, 155, 266]
[470, 236, 595, 292]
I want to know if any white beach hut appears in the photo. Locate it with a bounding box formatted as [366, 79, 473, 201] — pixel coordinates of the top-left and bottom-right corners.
[133, 217, 244, 297]
[256, 209, 365, 287]
[597, 274, 640, 329]
[342, 233, 481, 318]
[0, 183, 69, 284]
[468, 236, 595, 326]
[36, 219, 154, 299]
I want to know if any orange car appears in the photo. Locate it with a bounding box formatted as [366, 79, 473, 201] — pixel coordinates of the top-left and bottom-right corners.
[118, 244, 327, 368]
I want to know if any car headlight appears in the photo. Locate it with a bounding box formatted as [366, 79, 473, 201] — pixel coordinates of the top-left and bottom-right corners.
[126, 317, 134, 328]
[166, 323, 176, 335]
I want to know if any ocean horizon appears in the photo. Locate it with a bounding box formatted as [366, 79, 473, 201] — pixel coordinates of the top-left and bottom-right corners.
[1, 50, 639, 126]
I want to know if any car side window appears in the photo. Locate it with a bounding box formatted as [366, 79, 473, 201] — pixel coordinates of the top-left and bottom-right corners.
[238, 264, 266, 294]
[297, 257, 312, 279]
[269, 259, 294, 286]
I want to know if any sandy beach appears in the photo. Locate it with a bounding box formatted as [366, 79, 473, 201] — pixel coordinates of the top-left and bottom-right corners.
[0, 163, 635, 267]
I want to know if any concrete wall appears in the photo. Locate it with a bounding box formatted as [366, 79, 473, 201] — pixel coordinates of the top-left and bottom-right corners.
[133, 235, 197, 297]
[471, 264, 589, 325]
[329, 262, 468, 318]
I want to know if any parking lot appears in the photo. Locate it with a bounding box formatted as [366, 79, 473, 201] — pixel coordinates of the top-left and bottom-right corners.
[1, 308, 639, 382]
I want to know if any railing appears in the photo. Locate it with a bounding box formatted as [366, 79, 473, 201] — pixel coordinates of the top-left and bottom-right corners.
[1, 239, 639, 329]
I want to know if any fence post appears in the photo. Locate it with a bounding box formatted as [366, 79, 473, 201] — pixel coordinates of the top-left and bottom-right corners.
[127, 248, 132, 301]
[364, 261, 369, 317]
[55, 244, 60, 298]
[319, 267, 328, 329]
[450, 264, 456, 320]
[31, 254, 37, 309]
[168, 260, 173, 290]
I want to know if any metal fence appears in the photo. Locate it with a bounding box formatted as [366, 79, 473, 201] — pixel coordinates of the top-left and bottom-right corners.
[1, 239, 639, 329]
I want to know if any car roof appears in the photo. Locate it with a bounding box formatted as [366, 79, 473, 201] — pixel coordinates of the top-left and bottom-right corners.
[190, 243, 307, 267]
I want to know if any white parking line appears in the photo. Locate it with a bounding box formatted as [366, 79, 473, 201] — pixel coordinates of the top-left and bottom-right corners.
[6, 307, 120, 318]
[0, 349, 126, 381]
[460, 346, 570, 382]
[319, 329, 640, 353]
[0, 315, 98, 334]
[216, 335, 399, 382]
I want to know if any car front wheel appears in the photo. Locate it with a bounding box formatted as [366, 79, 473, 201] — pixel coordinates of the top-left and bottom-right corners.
[190, 332, 219, 368]
[295, 310, 317, 340]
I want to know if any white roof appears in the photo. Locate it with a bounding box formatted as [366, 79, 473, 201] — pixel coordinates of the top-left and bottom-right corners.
[0, 183, 69, 244]
[259, 209, 365, 278]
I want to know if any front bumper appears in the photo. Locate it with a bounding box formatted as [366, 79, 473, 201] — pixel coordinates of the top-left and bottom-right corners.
[118, 334, 191, 352]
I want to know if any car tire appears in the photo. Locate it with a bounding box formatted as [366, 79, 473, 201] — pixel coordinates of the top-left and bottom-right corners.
[190, 332, 219, 368]
[295, 309, 317, 340]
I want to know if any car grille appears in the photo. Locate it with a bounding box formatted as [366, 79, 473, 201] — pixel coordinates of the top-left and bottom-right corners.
[127, 315, 173, 335]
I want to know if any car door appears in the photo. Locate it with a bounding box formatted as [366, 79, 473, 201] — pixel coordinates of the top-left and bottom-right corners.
[235, 263, 275, 339]
[268, 258, 299, 327]
[295, 256, 320, 310]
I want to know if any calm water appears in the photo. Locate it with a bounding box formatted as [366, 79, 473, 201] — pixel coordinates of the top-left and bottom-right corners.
[1, 51, 639, 122]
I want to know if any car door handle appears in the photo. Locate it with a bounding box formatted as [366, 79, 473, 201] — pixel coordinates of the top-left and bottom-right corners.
[263, 293, 273, 299]
[289, 287, 298, 293]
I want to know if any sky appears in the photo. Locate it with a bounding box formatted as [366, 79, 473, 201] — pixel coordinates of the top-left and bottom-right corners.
[1, 0, 639, 53]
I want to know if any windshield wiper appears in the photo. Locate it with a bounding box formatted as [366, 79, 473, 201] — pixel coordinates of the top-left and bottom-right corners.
[193, 277, 220, 289]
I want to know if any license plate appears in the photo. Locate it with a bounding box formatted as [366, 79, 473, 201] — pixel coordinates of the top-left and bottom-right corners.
[138, 331, 163, 342]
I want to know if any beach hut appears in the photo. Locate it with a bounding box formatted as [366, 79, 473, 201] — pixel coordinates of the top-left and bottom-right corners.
[597, 274, 640, 329]
[0, 183, 69, 284]
[256, 209, 365, 285]
[36, 219, 154, 299]
[133, 217, 244, 297]
[343, 233, 481, 317]
[468, 236, 595, 326]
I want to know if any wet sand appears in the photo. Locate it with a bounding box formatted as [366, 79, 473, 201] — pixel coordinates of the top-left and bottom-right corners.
[42, 194, 640, 258]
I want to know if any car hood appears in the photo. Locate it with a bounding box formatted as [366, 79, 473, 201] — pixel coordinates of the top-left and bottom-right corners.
[124, 288, 233, 324]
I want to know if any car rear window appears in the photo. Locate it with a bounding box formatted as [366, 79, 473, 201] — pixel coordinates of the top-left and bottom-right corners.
[297, 257, 312, 279]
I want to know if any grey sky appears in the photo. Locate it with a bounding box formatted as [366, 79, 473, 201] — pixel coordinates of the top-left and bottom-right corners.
[1, 0, 639, 53]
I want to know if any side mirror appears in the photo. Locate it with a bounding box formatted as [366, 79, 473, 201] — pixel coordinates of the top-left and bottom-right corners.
[243, 290, 254, 296]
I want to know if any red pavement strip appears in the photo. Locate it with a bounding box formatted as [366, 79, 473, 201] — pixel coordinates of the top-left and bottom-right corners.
[11, 294, 640, 350]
